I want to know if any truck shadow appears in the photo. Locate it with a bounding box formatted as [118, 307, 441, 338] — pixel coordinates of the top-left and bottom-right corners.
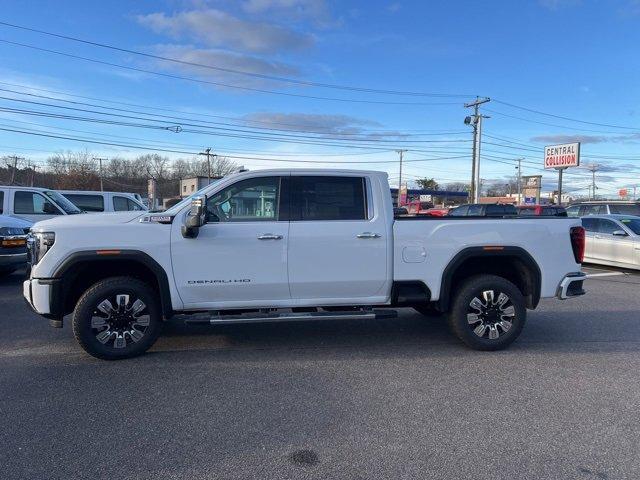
[154, 308, 640, 359]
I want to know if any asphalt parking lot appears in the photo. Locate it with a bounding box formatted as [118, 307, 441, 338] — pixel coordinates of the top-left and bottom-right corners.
[2, 266, 640, 480]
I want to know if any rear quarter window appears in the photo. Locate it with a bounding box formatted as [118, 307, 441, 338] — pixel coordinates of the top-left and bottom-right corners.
[64, 194, 105, 212]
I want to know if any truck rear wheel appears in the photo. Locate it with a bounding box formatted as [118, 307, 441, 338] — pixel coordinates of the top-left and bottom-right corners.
[448, 274, 526, 351]
[72, 277, 162, 360]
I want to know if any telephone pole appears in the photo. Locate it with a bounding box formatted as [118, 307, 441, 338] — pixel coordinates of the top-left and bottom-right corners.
[92, 157, 108, 191]
[587, 164, 599, 200]
[464, 97, 490, 203]
[515, 158, 523, 204]
[198, 148, 214, 184]
[6, 155, 24, 185]
[396, 149, 407, 207]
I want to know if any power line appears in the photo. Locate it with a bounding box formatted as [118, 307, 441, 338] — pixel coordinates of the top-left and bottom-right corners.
[0, 21, 476, 99]
[0, 81, 466, 134]
[0, 39, 462, 106]
[0, 84, 469, 138]
[493, 99, 640, 131]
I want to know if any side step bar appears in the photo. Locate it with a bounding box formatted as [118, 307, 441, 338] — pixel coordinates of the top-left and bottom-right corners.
[183, 309, 398, 326]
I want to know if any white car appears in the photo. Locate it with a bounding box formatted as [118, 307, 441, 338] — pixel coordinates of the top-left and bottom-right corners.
[23, 168, 587, 359]
[581, 215, 640, 270]
[59, 190, 147, 213]
[0, 186, 83, 222]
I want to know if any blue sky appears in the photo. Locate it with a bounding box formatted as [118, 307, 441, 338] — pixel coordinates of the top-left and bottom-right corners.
[1, 0, 640, 196]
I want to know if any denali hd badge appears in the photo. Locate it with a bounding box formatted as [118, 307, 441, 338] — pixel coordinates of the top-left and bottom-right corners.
[188, 279, 251, 284]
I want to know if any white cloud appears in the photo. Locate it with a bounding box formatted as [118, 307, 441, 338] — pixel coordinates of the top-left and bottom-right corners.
[242, 112, 381, 135]
[145, 44, 303, 89]
[137, 8, 314, 53]
[531, 133, 640, 144]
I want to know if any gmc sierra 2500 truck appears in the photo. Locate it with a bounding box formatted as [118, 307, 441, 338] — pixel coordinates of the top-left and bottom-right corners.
[23, 169, 587, 360]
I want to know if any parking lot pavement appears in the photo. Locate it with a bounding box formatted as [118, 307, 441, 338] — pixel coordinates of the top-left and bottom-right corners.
[2, 268, 640, 480]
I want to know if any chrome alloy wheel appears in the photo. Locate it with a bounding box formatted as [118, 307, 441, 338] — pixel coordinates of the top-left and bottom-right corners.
[466, 290, 516, 340]
[90, 294, 150, 348]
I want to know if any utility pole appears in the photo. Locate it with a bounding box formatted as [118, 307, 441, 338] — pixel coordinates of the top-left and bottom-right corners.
[92, 157, 108, 191]
[198, 148, 214, 184]
[587, 164, 599, 200]
[395, 149, 407, 207]
[7, 155, 24, 185]
[515, 158, 523, 205]
[30, 164, 38, 187]
[464, 97, 490, 203]
[634, 185, 637, 200]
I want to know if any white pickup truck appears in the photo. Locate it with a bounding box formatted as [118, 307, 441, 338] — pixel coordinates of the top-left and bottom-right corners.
[23, 169, 587, 359]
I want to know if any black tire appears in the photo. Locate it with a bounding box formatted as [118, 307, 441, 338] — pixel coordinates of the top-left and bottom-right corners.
[448, 274, 526, 351]
[72, 277, 162, 360]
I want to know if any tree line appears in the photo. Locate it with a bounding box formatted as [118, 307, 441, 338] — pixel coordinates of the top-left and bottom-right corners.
[1, 151, 238, 199]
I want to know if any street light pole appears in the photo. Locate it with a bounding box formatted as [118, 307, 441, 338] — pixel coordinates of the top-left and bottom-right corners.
[396, 149, 407, 207]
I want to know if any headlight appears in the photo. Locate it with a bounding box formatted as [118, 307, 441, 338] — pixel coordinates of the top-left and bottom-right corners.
[27, 232, 55, 265]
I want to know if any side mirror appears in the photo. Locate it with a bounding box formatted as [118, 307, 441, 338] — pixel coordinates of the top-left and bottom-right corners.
[612, 230, 628, 237]
[181, 195, 206, 238]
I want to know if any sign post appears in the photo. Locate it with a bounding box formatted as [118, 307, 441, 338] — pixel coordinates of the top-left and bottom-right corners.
[544, 142, 581, 206]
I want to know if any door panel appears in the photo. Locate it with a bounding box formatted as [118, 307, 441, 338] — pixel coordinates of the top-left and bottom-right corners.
[171, 176, 290, 308]
[594, 219, 635, 265]
[287, 175, 389, 301]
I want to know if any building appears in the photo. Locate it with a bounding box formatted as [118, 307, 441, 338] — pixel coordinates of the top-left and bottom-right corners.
[179, 176, 221, 198]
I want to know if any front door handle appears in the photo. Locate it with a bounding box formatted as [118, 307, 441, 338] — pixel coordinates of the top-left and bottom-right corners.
[595, 235, 603, 239]
[356, 232, 381, 239]
[257, 233, 283, 240]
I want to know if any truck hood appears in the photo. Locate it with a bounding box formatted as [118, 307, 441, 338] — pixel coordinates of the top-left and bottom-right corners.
[31, 211, 145, 231]
[1, 215, 33, 229]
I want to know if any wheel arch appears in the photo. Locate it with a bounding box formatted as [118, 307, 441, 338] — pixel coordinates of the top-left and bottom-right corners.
[49, 250, 174, 319]
[437, 246, 541, 312]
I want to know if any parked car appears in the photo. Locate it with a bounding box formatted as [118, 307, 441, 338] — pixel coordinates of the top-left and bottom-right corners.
[566, 201, 640, 218]
[0, 215, 32, 276]
[423, 207, 450, 217]
[517, 205, 567, 217]
[0, 186, 82, 222]
[404, 200, 433, 215]
[448, 203, 518, 217]
[581, 215, 640, 270]
[24, 168, 586, 360]
[59, 190, 147, 213]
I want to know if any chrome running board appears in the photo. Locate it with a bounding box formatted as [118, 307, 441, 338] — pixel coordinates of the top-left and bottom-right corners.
[183, 309, 398, 326]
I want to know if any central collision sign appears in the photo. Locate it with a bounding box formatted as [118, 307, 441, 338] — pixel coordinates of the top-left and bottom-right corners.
[544, 142, 580, 169]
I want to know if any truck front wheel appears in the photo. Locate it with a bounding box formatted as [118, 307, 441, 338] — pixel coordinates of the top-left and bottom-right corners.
[448, 274, 526, 351]
[72, 277, 162, 360]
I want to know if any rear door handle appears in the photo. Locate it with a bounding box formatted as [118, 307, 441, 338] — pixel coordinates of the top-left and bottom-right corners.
[356, 232, 381, 239]
[257, 233, 283, 240]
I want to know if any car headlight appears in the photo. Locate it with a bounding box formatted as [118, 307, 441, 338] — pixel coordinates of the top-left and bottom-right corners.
[27, 232, 55, 265]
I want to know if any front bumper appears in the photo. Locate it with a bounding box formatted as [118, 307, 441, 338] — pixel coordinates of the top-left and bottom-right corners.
[0, 252, 28, 269]
[556, 272, 587, 300]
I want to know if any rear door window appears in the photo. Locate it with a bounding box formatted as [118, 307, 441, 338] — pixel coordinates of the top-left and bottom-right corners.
[14, 191, 62, 215]
[290, 176, 367, 221]
[64, 194, 105, 212]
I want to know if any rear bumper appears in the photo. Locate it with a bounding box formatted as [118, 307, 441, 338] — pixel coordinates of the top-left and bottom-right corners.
[556, 272, 587, 300]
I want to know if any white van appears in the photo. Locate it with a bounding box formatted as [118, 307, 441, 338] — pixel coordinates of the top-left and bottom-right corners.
[0, 186, 83, 222]
[58, 190, 147, 213]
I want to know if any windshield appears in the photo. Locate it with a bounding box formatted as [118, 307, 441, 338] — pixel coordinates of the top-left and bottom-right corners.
[44, 190, 82, 214]
[619, 217, 640, 235]
[164, 181, 220, 216]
